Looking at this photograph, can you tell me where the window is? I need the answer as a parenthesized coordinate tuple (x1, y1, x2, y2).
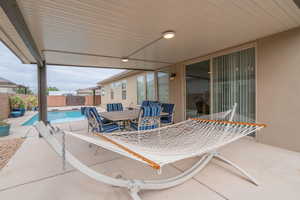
(137, 72, 165, 104)
(146, 72, 155, 100)
(101, 88, 105, 96)
(137, 75, 146, 105)
(115, 81, 121, 88)
(121, 80, 126, 100)
(158, 72, 169, 103)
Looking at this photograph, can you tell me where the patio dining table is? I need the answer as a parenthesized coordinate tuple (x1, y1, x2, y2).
(100, 109, 169, 122)
(100, 109, 140, 122)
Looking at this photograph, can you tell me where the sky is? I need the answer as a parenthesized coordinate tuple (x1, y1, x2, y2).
(0, 42, 123, 93)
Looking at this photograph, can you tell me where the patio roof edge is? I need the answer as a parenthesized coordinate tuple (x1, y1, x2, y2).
(0, 0, 44, 66)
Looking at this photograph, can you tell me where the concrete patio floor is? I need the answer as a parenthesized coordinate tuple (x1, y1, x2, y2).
(0, 120, 300, 200)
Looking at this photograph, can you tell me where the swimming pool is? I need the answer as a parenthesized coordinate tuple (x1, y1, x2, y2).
(22, 110, 86, 126)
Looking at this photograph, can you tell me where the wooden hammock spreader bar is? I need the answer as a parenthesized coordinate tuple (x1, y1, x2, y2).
(94, 133, 161, 170)
(191, 118, 267, 128)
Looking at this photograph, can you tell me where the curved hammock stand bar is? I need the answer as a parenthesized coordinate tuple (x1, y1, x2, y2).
(34, 105, 266, 200)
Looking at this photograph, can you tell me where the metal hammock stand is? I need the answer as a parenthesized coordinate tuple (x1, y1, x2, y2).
(35, 104, 266, 200)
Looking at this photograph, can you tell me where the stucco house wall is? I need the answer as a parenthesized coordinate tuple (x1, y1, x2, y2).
(166, 27, 300, 152)
(256, 27, 300, 152)
(100, 73, 140, 109)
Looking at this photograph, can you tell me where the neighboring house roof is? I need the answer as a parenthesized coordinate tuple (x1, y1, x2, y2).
(76, 86, 101, 95)
(97, 70, 140, 85)
(49, 91, 76, 96)
(0, 77, 18, 88)
(76, 86, 101, 92)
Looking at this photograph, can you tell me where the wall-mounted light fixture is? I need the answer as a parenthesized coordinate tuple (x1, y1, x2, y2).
(170, 73, 176, 80)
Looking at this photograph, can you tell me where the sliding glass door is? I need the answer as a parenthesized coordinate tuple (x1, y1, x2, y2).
(186, 60, 210, 118)
(212, 47, 256, 122)
(185, 47, 256, 125)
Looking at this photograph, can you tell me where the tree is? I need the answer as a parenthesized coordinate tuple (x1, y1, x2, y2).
(47, 86, 59, 92)
(47, 86, 60, 95)
(15, 87, 33, 95)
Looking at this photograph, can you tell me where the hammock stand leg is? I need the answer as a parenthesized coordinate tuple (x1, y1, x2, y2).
(213, 153, 259, 186)
(140, 153, 214, 190)
(129, 191, 142, 200)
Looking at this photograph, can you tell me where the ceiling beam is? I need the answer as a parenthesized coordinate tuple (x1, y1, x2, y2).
(0, 0, 44, 66)
(42, 49, 173, 65)
(31, 62, 157, 72)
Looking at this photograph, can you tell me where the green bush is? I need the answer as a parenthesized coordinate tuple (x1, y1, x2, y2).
(9, 95, 23, 109)
(9, 95, 38, 110)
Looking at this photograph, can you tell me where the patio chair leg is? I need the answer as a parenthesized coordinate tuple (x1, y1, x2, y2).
(213, 153, 259, 186)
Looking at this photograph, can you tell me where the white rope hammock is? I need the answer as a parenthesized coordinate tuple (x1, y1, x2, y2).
(34, 105, 266, 200)
(67, 119, 265, 170)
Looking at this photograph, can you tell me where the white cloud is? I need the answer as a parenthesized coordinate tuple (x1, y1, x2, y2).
(0, 42, 124, 93)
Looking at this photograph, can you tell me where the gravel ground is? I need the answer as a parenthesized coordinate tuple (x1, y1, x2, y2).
(0, 138, 25, 170)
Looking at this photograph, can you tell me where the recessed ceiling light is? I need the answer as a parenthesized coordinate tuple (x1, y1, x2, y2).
(162, 31, 175, 39)
(121, 58, 129, 62)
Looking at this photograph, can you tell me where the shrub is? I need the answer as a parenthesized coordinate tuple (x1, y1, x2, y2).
(9, 95, 26, 110)
(26, 96, 38, 110)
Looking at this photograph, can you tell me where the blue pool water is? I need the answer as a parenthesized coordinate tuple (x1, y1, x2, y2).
(22, 110, 85, 126)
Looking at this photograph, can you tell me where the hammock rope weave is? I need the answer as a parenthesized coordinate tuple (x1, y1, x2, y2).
(80, 118, 266, 170)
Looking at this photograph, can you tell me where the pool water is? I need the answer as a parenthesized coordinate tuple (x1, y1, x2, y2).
(22, 110, 85, 126)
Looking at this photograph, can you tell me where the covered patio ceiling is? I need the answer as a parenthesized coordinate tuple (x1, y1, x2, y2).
(0, 0, 300, 70)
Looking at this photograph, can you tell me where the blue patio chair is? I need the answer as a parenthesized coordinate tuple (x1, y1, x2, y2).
(141, 100, 160, 107)
(149, 101, 160, 107)
(141, 100, 150, 107)
(83, 107, 96, 133)
(87, 107, 120, 133)
(83, 107, 113, 133)
(160, 103, 175, 125)
(107, 103, 123, 112)
(130, 105, 161, 131)
(80, 106, 88, 115)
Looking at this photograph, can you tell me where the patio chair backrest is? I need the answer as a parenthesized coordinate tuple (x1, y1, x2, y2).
(107, 103, 123, 112)
(141, 100, 150, 107)
(81, 107, 86, 115)
(87, 107, 105, 132)
(161, 103, 175, 115)
(160, 103, 175, 124)
(137, 105, 161, 131)
(141, 100, 160, 107)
